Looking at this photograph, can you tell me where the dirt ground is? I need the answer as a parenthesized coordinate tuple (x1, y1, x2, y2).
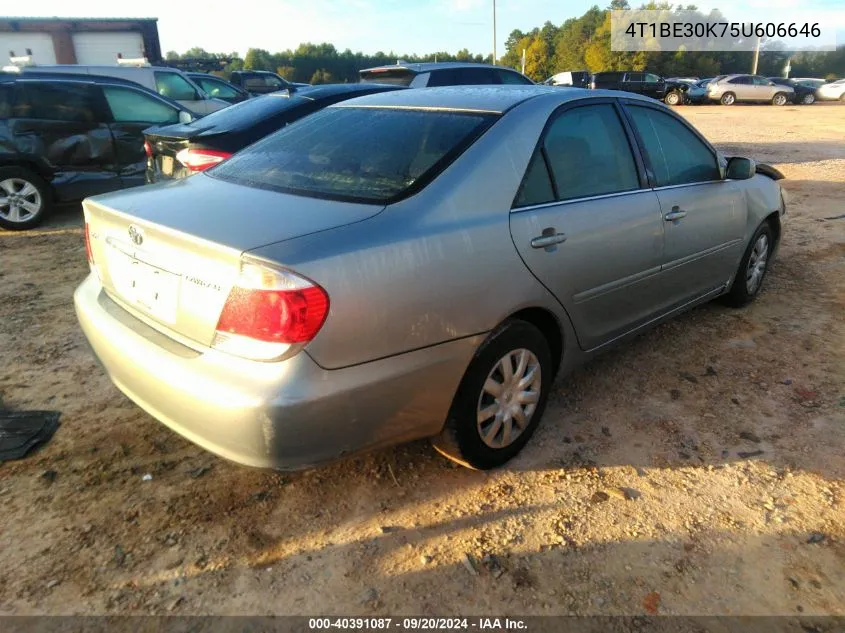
(0, 103, 844, 617)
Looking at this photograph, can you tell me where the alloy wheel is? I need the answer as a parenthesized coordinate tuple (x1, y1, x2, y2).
(0, 178, 43, 224)
(476, 349, 542, 449)
(746, 234, 769, 295)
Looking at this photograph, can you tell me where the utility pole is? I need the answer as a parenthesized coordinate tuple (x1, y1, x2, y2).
(521, 48, 526, 75)
(492, 0, 497, 65)
(751, 36, 761, 74)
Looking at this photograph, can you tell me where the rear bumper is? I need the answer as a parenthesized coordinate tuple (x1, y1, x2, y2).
(74, 274, 482, 470)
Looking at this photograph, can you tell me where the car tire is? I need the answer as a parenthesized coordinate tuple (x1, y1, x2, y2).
(801, 93, 815, 105)
(772, 92, 789, 106)
(664, 91, 681, 106)
(0, 167, 51, 231)
(720, 92, 736, 105)
(431, 319, 553, 470)
(723, 222, 775, 308)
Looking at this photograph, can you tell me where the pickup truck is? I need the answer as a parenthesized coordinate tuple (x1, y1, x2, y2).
(228, 70, 308, 96)
(590, 71, 689, 105)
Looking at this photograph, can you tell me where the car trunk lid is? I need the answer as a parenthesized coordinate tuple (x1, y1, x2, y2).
(85, 174, 384, 347)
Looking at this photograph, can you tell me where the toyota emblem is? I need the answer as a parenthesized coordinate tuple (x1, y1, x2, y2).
(128, 225, 144, 246)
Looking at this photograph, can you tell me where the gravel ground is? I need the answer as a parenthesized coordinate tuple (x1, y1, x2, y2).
(0, 103, 843, 617)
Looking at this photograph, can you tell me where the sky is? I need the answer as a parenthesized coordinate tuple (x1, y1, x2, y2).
(11, 0, 845, 58)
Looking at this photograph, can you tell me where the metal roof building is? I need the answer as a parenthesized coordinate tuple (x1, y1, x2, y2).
(0, 17, 162, 65)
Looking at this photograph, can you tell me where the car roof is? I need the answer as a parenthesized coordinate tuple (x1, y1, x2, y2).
(328, 85, 654, 114)
(360, 62, 519, 74)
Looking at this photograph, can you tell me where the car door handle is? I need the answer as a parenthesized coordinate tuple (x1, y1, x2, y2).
(664, 207, 687, 222)
(531, 232, 567, 249)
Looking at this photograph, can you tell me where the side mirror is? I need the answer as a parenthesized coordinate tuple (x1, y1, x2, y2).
(726, 157, 756, 180)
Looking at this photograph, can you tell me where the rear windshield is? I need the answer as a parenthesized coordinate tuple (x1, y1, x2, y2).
(359, 68, 416, 86)
(182, 92, 305, 131)
(209, 106, 497, 203)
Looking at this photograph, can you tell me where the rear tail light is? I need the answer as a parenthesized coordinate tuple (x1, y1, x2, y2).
(143, 139, 153, 158)
(84, 222, 93, 264)
(213, 261, 329, 361)
(175, 148, 232, 172)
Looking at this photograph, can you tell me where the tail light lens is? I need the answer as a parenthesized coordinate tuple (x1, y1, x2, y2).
(143, 139, 153, 158)
(175, 148, 232, 172)
(213, 261, 329, 361)
(84, 222, 94, 264)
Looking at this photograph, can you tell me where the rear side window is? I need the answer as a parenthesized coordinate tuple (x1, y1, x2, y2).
(154, 72, 199, 101)
(729, 76, 752, 85)
(496, 70, 533, 85)
(243, 74, 286, 94)
(196, 77, 241, 99)
(12, 82, 99, 123)
(210, 107, 496, 203)
(626, 105, 720, 187)
(625, 73, 644, 82)
(103, 86, 180, 124)
(359, 69, 416, 86)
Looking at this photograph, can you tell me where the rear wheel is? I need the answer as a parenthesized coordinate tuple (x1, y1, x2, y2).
(664, 91, 682, 106)
(431, 320, 552, 470)
(720, 92, 736, 105)
(723, 222, 774, 308)
(0, 167, 51, 231)
(772, 92, 789, 106)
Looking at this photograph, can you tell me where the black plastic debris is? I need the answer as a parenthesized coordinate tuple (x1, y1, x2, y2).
(0, 410, 61, 461)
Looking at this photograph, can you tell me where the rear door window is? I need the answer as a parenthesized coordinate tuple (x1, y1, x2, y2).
(13, 82, 100, 122)
(729, 76, 752, 85)
(196, 77, 242, 99)
(154, 71, 200, 101)
(496, 70, 533, 85)
(626, 105, 720, 187)
(103, 86, 180, 124)
(210, 106, 496, 203)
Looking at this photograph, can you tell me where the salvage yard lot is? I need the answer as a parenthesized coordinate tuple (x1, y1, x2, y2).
(0, 104, 843, 616)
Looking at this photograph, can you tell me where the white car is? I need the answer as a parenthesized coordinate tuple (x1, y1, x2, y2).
(816, 79, 845, 102)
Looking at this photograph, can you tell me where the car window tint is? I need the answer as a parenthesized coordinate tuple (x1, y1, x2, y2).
(359, 69, 416, 86)
(515, 152, 555, 207)
(13, 82, 98, 122)
(542, 103, 639, 201)
(752, 76, 770, 86)
(729, 76, 751, 85)
(645, 73, 661, 83)
(626, 73, 644, 82)
(210, 107, 496, 203)
(154, 72, 199, 101)
(497, 70, 532, 85)
(0, 83, 11, 118)
(627, 105, 720, 187)
(427, 70, 459, 87)
(198, 77, 239, 98)
(103, 86, 180, 124)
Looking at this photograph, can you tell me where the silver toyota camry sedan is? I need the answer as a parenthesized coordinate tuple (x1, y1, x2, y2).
(74, 86, 786, 471)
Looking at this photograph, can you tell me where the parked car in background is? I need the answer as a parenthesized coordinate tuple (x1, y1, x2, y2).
(228, 70, 308, 96)
(75, 86, 786, 472)
(589, 71, 688, 105)
(186, 73, 250, 104)
(667, 77, 699, 85)
(816, 78, 845, 101)
(10, 64, 229, 114)
(767, 77, 821, 104)
(542, 70, 589, 87)
(144, 83, 405, 182)
(359, 62, 534, 87)
(706, 75, 794, 105)
(0, 72, 193, 230)
(685, 78, 713, 104)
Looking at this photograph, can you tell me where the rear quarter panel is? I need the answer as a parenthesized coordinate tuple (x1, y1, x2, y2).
(248, 96, 577, 370)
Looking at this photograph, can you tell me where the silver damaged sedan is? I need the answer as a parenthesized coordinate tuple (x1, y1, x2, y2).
(74, 87, 787, 470)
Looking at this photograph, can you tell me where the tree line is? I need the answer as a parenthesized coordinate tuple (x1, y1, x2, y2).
(166, 1, 844, 84)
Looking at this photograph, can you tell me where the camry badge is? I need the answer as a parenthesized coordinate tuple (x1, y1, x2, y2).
(128, 224, 144, 246)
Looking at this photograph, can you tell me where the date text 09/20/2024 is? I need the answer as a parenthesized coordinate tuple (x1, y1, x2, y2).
(308, 618, 528, 630)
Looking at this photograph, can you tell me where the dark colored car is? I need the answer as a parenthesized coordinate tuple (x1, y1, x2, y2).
(186, 73, 250, 104)
(228, 70, 308, 96)
(0, 72, 194, 230)
(144, 83, 405, 183)
(359, 62, 534, 87)
(590, 71, 688, 105)
(768, 77, 820, 104)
